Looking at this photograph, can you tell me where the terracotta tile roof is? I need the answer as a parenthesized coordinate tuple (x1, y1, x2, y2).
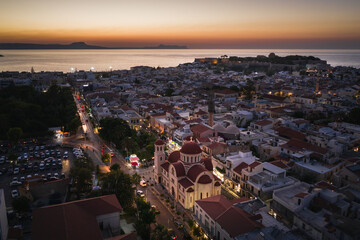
(187, 164, 207, 182)
(208, 142, 227, 150)
(168, 151, 180, 163)
(216, 206, 263, 237)
(198, 175, 212, 184)
(172, 162, 186, 177)
(161, 162, 170, 172)
(280, 139, 328, 155)
(275, 126, 306, 140)
(196, 195, 233, 220)
(233, 162, 249, 175)
(249, 161, 261, 169)
(294, 192, 308, 198)
(315, 181, 337, 191)
(269, 160, 288, 169)
(180, 142, 202, 154)
(32, 195, 122, 240)
(197, 137, 211, 143)
(178, 177, 194, 188)
(200, 158, 213, 171)
(191, 124, 212, 134)
(254, 119, 272, 126)
(155, 139, 165, 145)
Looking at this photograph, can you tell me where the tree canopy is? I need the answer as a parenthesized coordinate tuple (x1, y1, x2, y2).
(0, 85, 81, 140)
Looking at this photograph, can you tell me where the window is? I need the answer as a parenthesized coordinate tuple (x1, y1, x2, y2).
(200, 192, 203, 199)
(298, 199, 301, 205)
(160, 156, 162, 161)
(187, 156, 189, 162)
(206, 192, 208, 198)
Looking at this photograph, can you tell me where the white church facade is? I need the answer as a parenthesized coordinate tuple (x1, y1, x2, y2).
(154, 139, 221, 209)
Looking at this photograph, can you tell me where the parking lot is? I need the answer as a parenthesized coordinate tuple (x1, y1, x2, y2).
(0, 143, 75, 208)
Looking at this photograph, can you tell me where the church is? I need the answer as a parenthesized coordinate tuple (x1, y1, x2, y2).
(154, 139, 222, 210)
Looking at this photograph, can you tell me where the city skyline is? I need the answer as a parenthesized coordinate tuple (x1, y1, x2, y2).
(1, 0, 360, 49)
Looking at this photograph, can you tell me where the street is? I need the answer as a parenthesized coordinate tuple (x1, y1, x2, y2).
(73, 95, 185, 238)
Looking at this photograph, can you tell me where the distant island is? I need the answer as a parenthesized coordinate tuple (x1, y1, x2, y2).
(0, 42, 187, 50)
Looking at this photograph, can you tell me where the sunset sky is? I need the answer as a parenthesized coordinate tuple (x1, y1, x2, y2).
(1, 0, 360, 48)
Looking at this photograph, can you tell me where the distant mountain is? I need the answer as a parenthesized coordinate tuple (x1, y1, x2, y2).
(0, 42, 188, 50)
(0, 42, 107, 49)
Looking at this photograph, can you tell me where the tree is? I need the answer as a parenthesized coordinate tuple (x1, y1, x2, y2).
(7, 127, 23, 145)
(132, 172, 142, 187)
(70, 167, 93, 194)
(101, 170, 134, 209)
(12, 196, 30, 213)
(102, 153, 111, 164)
(110, 163, 120, 172)
(345, 107, 360, 125)
(135, 198, 156, 240)
(151, 224, 171, 240)
(193, 226, 202, 240)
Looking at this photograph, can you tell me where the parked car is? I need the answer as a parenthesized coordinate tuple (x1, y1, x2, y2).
(140, 180, 147, 187)
(136, 190, 145, 198)
(151, 205, 160, 214)
(11, 190, 19, 198)
(10, 181, 21, 187)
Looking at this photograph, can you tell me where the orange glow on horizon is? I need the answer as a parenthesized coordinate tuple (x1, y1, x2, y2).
(1, 0, 360, 48)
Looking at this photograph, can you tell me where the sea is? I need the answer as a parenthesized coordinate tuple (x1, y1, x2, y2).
(1, 49, 360, 73)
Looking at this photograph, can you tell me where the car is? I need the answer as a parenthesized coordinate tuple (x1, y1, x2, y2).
(140, 180, 147, 187)
(11, 190, 19, 198)
(12, 177, 18, 182)
(169, 230, 177, 240)
(26, 174, 32, 179)
(47, 173, 52, 180)
(136, 190, 145, 198)
(54, 173, 59, 178)
(10, 181, 20, 187)
(20, 176, 25, 183)
(13, 168, 19, 175)
(151, 205, 160, 214)
(58, 163, 63, 169)
(61, 173, 65, 179)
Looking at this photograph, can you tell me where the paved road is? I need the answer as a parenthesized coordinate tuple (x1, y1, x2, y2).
(73, 95, 186, 237)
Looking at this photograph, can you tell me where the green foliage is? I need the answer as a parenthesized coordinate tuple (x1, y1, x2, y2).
(132, 172, 141, 186)
(344, 107, 360, 125)
(187, 219, 195, 229)
(193, 226, 202, 239)
(70, 167, 93, 193)
(7, 127, 23, 144)
(151, 224, 171, 240)
(12, 196, 31, 213)
(164, 88, 174, 96)
(101, 170, 134, 209)
(0, 85, 80, 139)
(109, 163, 120, 172)
(101, 153, 111, 163)
(99, 117, 157, 160)
(135, 198, 156, 240)
(70, 156, 94, 194)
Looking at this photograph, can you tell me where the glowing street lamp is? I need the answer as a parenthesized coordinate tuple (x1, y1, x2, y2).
(109, 66, 113, 72)
(90, 67, 94, 71)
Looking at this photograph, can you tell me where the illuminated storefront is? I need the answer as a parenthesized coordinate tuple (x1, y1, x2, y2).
(129, 154, 141, 168)
(213, 168, 224, 182)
